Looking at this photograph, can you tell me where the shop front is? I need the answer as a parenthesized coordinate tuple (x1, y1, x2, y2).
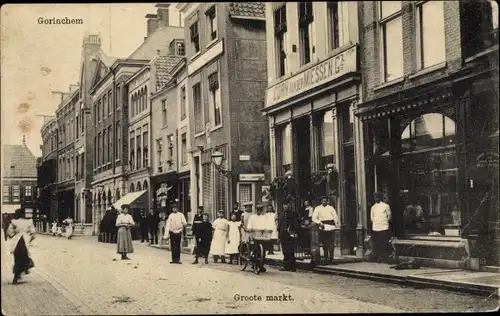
(356, 68, 499, 269)
(152, 172, 178, 217)
(263, 45, 364, 257)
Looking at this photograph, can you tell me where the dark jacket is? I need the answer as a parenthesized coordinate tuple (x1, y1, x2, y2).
(139, 213, 148, 228)
(278, 210, 301, 237)
(100, 209, 119, 234)
(147, 213, 160, 230)
(198, 222, 213, 243)
(192, 213, 204, 237)
(229, 210, 243, 222)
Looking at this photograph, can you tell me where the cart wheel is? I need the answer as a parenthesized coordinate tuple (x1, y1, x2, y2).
(238, 243, 249, 271)
(252, 244, 264, 275)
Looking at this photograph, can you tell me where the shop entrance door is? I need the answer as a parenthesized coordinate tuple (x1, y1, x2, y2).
(294, 116, 311, 205)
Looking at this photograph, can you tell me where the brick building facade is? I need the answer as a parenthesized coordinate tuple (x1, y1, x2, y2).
(178, 2, 269, 221)
(356, 1, 499, 269)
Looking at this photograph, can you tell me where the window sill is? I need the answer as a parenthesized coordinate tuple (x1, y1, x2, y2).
(409, 62, 447, 80)
(194, 131, 205, 138)
(206, 38, 219, 50)
(190, 51, 201, 62)
(373, 77, 405, 91)
(211, 124, 223, 133)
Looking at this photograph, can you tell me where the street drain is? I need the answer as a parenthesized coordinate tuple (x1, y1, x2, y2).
(111, 295, 135, 304)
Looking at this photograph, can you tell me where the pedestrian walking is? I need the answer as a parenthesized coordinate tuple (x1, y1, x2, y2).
(370, 192, 393, 263)
(147, 208, 159, 245)
(62, 216, 73, 239)
(163, 205, 187, 264)
(210, 210, 229, 263)
(116, 204, 135, 260)
(6, 209, 36, 284)
(265, 204, 278, 255)
(139, 209, 148, 243)
(311, 196, 339, 263)
(193, 213, 212, 264)
(191, 206, 205, 256)
(278, 203, 301, 272)
(225, 213, 241, 264)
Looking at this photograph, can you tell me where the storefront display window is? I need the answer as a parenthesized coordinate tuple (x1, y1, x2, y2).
(281, 123, 292, 174)
(319, 110, 335, 170)
(399, 112, 458, 236)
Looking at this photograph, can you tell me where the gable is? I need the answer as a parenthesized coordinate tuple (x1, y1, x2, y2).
(89, 59, 109, 92)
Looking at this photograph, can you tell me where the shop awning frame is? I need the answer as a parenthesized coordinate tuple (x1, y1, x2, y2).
(1, 204, 21, 214)
(113, 190, 148, 210)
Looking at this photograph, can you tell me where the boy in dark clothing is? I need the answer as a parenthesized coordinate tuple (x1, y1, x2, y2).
(147, 208, 160, 244)
(193, 213, 212, 264)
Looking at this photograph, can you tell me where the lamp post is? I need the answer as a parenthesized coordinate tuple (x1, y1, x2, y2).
(211, 150, 232, 178)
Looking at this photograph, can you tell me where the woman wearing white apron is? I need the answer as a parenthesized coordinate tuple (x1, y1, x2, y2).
(63, 217, 73, 239)
(225, 213, 241, 264)
(210, 210, 229, 263)
(265, 205, 278, 255)
(6, 209, 36, 284)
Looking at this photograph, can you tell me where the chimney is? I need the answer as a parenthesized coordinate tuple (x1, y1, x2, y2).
(22, 135, 26, 145)
(145, 14, 159, 37)
(155, 3, 170, 28)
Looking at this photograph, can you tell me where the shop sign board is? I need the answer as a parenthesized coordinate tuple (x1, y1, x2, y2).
(239, 173, 265, 182)
(265, 45, 358, 107)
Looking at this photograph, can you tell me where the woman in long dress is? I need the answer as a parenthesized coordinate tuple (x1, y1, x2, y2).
(51, 220, 58, 236)
(116, 204, 135, 260)
(6, 209, 36, 284)
(193, 213, 213, 264)
(63, 216, 73, 239)
(225, 213, 241, 264)
(210, 210, 229, 263)
(265, 205, 278, 255)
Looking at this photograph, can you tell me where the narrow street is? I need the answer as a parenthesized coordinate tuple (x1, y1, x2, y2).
(1, 235, 497, 315)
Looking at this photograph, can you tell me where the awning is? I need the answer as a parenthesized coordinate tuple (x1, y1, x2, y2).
(1, 204, 21, 214)
(113, 190, 148, 210)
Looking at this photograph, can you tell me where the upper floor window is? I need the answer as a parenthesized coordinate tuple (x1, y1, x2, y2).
(208, 72, 222, 127)
(116, 86, 121, 110)
(116, 122, 121, 160)
(167, 135, 174, 160)
(176, 42, 185, 56)
(181, 133, 187, 166)
(274, 5, 287, 78)
(461, 0, 499, 59)
(328, 2, 340, 51)
(180, 86, 187, 120)
(108, 90, 112, 115)
(193, 83, 203, 134)
(298, 2, 314, 65)
(143, 131, 149, 166)
(103, 95, 107, 117)
(136, 133, 142, 169)
(156, 138, 163, 167)
(416, 1, 446, 70)
(206, 6, 217, 41)
(161, 100, 167, 127)
(379, 1, 403, 82)
(190, 22, 200, 54)
(12, 185, 20, 202)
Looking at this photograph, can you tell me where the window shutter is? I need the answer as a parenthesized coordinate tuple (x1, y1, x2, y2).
(202, 163, 212, 216)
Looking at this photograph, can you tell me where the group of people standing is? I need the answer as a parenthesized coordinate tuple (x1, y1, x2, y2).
(50, 216, 74, 239)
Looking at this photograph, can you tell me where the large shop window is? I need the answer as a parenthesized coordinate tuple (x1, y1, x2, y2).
(202, 163, 213, 216)
(319, 110, 335, 170)
(416, 1, 446, 70)
(280, 123, 293, 174)
(399, 113, 458, 235)
(379, 1, 403, 82)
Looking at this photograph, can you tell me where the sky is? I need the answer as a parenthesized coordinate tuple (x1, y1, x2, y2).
(1, 3, 181, 157)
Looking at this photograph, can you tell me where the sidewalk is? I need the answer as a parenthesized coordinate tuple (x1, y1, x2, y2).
(264, 251, 500, 298)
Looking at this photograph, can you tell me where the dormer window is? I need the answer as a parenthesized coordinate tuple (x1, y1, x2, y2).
(176, 42, 185, 56)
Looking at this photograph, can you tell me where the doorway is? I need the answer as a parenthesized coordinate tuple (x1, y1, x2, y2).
(294, 116, 312, 204)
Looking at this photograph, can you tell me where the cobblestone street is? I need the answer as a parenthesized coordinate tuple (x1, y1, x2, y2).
(1, 235, 498, 315)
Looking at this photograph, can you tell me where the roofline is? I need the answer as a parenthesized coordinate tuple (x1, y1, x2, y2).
(55, 88, 79, 113)
(89, 68, 113, 95)
(125, 65, 151, 85)
(127, 25, 183, 59)
(230, 15, 266, 22)
(170, 58, 186, 78)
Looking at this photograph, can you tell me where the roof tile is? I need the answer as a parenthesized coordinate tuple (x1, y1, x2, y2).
(2, 145, 37, 178)
(229, 2, 265, 19)
(154, 54, 184, 91)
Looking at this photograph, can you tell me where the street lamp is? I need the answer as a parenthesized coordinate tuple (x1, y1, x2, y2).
(211, 150, 232, 178)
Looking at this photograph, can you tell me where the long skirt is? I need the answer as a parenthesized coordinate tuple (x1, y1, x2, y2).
(210, 230, 227, 256)
(13, 237, 34, 275)
(65, 225, 73, 238)
(117, 227, 134, 254)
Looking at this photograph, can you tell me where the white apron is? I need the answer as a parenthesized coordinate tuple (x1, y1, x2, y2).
(7, 219, 35, 255)
(266, 213, 279, 240)
(225, 221, 241, 254)
(210, 218, 229, 256)
(63, 219, 74, 238)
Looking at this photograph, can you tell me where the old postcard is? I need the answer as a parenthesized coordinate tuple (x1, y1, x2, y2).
(1, 2, 499, 315)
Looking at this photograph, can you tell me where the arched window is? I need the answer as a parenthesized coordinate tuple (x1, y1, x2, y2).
(130, 183, 135, 193)
(143, 180, 148, 191)
(399, 113, 458, 236)
(137, 182, 142, 191)
(116, 188, 121, 200)
(144, 87, 148, 112)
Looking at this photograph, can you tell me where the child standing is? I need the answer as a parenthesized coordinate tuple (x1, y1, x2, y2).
(225, 214, 241, 264)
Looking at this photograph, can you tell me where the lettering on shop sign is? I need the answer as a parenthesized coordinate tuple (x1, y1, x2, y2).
(266, 45, 357, 107)
(239, 174, 265, 181)
(476, 152, 499, 169)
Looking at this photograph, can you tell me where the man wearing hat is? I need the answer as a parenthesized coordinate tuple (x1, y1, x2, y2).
(311, 196, 339, 263)
(163, 204, 187, 264)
